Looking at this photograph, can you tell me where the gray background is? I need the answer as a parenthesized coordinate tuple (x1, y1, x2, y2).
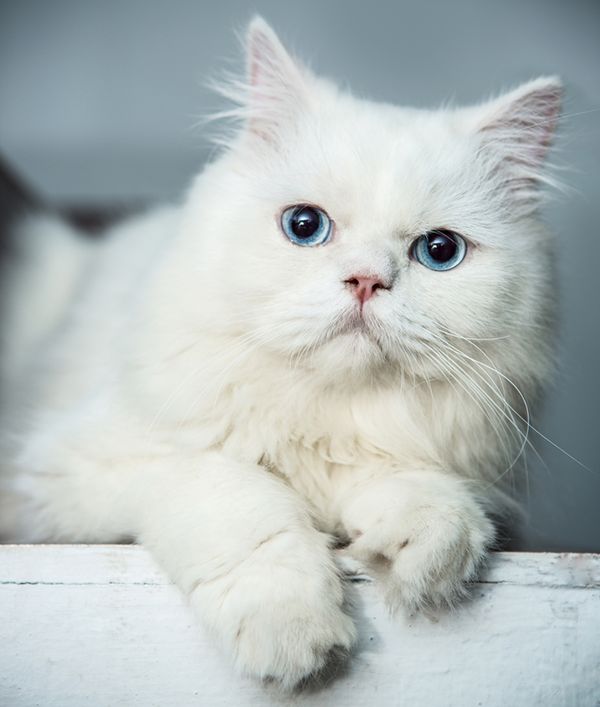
(0, 0, 598, 551)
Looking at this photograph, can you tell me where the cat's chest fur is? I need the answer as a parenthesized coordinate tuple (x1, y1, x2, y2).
(177, 366, 448, 526)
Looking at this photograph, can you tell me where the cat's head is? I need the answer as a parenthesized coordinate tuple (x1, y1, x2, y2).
(184, 17, 561, 386)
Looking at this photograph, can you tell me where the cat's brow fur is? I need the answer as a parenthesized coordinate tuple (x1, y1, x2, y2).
(0, 17, 561, 689)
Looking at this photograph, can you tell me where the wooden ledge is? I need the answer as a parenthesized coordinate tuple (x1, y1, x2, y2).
(1, 546, 599, 706)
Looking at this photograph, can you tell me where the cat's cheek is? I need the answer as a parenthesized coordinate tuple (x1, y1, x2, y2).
(407, 257, 510, 343)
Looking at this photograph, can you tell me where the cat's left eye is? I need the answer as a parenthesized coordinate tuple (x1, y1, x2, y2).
(411, 229, 467, 271)
(281, 205, 332, 247)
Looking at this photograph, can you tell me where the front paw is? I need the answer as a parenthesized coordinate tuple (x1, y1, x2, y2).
(190, 534, 356, 689)
(231, 585, 356, 689)
(341, 472, 494, 613)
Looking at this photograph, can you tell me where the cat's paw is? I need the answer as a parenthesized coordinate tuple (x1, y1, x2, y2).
(230, 586, 356, 689)
(190, 534, 356, 689)
(341, 471, 494, 613)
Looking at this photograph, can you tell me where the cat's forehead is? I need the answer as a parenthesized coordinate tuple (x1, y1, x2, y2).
(274, 99, 478, 235)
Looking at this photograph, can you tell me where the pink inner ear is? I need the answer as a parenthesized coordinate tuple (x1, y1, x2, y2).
(249, 56, 260, 86)
(478, 81, 563, 169)
(242, 20, 309, 146)
(483, 95, 560, 164)
(246, 20, 292, 91)
(472, 80, 563, 214)
(248, 32, 271, 87)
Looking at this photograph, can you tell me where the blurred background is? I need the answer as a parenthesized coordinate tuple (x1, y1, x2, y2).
(0, 0, 598, 551)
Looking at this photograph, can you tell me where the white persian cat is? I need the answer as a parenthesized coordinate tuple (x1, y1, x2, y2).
(0, 18, 561, 688)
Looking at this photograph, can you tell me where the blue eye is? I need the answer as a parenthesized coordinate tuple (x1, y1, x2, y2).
(412, 230, 467, 271)
(281, 205, 332, 246)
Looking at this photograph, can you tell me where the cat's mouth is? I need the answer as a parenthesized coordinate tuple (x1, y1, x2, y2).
(332, 308, 382, 344)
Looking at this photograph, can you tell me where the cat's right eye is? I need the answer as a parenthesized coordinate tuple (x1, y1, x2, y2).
(281, 205, 332, 247)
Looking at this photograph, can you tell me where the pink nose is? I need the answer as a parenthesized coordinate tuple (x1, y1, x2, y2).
(344, 274, 390, 305)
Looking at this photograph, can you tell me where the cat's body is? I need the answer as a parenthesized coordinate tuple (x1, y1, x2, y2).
(0, 18, 560, 688)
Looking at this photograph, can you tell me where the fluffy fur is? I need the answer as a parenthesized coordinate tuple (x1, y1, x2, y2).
(0, 18, 561, 688)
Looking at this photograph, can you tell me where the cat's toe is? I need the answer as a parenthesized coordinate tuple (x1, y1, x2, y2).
(381, 518, 491, 613)
(345, 490, 494, 614)
(232, 601, 356, 690)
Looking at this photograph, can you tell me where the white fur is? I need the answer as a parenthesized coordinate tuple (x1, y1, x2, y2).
(0, 17, 561, 688)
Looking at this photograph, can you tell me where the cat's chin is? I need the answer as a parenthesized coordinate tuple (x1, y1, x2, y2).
(308, 329, 390, 381)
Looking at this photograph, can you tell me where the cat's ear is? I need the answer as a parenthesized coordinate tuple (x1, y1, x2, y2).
(467, 77, 563, 206)
(243, 17, 311, 144)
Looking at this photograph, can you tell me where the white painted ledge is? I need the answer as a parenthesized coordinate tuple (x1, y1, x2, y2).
(1, 546, 599, 706)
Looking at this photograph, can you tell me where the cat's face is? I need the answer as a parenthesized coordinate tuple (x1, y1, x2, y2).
(189, 19, 560, 383)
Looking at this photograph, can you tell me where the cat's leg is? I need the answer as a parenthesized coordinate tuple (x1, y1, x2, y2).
(10, 435, 356, 687)
(137, 453, 356, 687)
(335, 469, 494, 612)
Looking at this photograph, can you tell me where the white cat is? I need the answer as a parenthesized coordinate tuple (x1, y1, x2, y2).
(0, 17, 561, 688)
